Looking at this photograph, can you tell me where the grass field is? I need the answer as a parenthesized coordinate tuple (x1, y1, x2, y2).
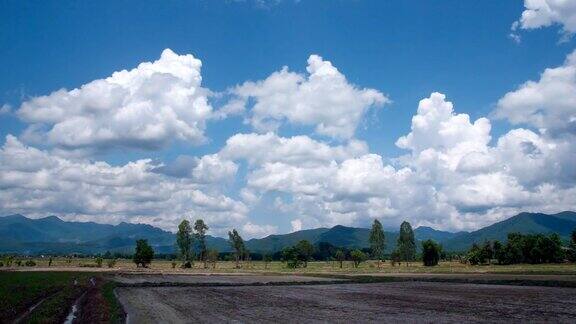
(0, 271, 124, 323)
(6, 257, 575, 275)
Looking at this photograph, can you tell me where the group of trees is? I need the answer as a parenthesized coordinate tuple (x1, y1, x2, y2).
(279, 220, 441, 268)
(175, 219, 215, 268)
(467, 231, 575, 265)
(132, 217, 576, 269)
(228, 229, 247, 268)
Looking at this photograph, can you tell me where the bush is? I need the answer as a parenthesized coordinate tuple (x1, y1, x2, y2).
(96, 257, 103, 267)
(3, 256, 14, 267)
(282, 246, 304, 269)
(182, 261, 192, 268)
(133, 239, 154, 267)
(25, 260, 37, 267)
(350, 249, 367, 268)
(0, 261, 4, 267)
(171, 260, 177, 269)
(421, 239, 442, 266)
(106, 259, 116, 268)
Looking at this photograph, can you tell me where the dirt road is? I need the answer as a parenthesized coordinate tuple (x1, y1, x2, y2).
(116, 281, 576, 323)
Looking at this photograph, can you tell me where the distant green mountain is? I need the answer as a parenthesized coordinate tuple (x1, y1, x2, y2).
(245, 227, 329, 252)
(442, 211, 576, 251)
(246, 224, 461, 253)
(1, 211, 574, 255)
(0, 214, 229, 255)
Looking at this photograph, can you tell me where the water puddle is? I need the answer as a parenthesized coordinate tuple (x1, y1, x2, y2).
(64, 277, 93, 324)
(63, 303, 78, 324)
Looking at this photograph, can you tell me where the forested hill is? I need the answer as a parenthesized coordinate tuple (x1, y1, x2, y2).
(1, 211, 574, 254)
(441, 211, 576, 251)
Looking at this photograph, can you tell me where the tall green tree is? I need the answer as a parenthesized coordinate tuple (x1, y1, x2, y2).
(335, 250, 345, 269)
(396, 221, 416, 265)
(568, 229, 576, 262)
(263, 254, 273, 269)
(296, 240, 314, 268)
(421, 239, 441, 266)
(228, 229, 245, 269)
(176, 220, 193, 267)
(207, 249, 219, 269)
(493, 240, 505, 264)
(480, 240, 494, 264)
(133, 239, 154, 268)
(194, 219, 209, 268)
(368, 219, 386, 268)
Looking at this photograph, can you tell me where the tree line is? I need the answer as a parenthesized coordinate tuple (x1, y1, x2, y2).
(467, 231, 576, 265)
(129, 219, 576, 268)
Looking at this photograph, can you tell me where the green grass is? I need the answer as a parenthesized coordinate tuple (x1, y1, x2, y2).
(0, 272, 90, 321)
(102, 281, 124, 323)
(0, 272, 127, 323)
(26, 284, 85, 324)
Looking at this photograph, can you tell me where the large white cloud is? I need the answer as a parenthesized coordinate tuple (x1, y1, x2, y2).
(512, 0, 576, 37)
(3, 45, 576, 235)
(495, 50, 576, 136)
(220, 132, 368, 166)
(242, 222, 278, 238)
(230, 55, 389, 139)
(0, 135, 247, 234)
(222, 92, 576, 232)
(17, 49, 213, 153)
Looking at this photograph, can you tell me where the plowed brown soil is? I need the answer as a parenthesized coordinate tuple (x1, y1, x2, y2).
(116, 281, 576, 323)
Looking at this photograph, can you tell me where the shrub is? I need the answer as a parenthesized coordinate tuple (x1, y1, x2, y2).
(282, 246, 304, 269)
(350, 249, 367, 268)
(25, 260, 37, 267)
(106, 259, 116, 268)
(171, 260, 177, 269)
(421, 240, 442, 266)
(133, 239, 154, 267)
(0, 261, 4, 267)
(182, 261, 192, 268)
(96, 257, 103, 267)
(3, 256, 14, 266)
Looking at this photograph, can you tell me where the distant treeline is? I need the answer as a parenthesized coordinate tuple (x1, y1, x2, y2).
(467, 232, 576, 265)
(2, 220, 575, 269)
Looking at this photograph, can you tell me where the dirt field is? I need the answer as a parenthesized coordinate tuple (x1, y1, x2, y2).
(116, 281, 576, 323)
(348, 272, 576, 283)
(113, 273, 344, 285)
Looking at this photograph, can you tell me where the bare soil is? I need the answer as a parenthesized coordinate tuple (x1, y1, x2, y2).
(354, 272, 576, 282)
(113, 273, 344, 285)
(116, 281, 576, 323)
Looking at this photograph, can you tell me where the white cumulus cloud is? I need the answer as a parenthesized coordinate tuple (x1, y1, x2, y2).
(512, 0, 576, 38)
(17, 49, 214, 153)
(495, 50, 576, 136)
(230, 55, 389, 139)
(0, 135, 247, 234)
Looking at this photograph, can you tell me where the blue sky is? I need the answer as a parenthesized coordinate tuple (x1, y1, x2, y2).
(1, 0, 575, 237)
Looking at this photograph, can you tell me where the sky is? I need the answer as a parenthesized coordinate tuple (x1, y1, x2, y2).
(1, 0, 576, 238)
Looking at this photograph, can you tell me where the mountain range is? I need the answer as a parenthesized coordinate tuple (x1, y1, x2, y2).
(0, 211, 575, 255)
